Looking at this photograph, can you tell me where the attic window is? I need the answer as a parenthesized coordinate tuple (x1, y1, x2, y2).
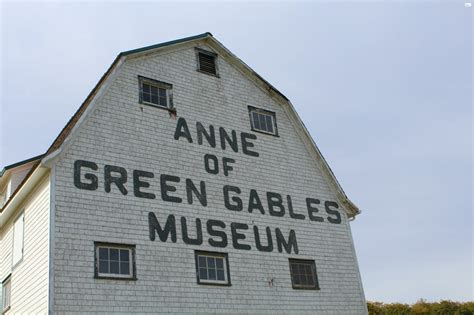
(138, 76, 173, 109)
(196, 49, 218, 77)
(248, 106, 278, 136)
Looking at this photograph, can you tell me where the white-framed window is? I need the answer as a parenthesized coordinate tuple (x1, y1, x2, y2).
(2, 275, 11, 313)
(289, 258, 320, 290)
(94, 242, 136, 280)
(195, 251, 230, 286)
(138, 76, 173, 109)
(195, 48, 219, 77)
(12, 212, 24, 268)
(248, 106, 278, 136)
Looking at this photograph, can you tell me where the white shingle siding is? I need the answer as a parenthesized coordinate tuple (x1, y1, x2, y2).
(0, 175, 50, 314)
(51, 42, 366, 314)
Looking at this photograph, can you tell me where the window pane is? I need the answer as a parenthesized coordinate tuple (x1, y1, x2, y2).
(293, 275, 300, 285)
(143, 92, 151, 103)
(99, 248, 108, 260)
(265, 115, 274, 133)
(199, 268, 208, 280)
(305, 264, 312, 275)
(159, 96, 167, 106)
(252, 112, 260, 129)
(198, 256, 207, 268)
(120, 249, 129, 262)
(120, 262, 130, 275)
(110, 248, 119, 261)
(110, 261, 119, 274)
(217, 269, 225, 281)
(298, 264, 307, 275)
(300, 275, 308, 285)
(257, 114, 265, 131)
(208, 268, 216, 280)
(150, 85, 158, 95)
(307, 275, 315, 285)
(99, 260, 109, 273)
(142, 83, 150, 93)
(216, 258, 223, 269)
(159, 88, 167, 98)
(207, 257, 215, 268)
(151, 95, 159, 104)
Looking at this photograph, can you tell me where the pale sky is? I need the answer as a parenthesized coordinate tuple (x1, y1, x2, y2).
(1, 0, 472, 304)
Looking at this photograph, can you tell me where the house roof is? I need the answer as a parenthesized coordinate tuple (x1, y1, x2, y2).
(2, 32, 361, 218)
(0, 154, 44, 178)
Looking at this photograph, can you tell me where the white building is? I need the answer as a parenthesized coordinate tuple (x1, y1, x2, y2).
(0, 33, 367, 314)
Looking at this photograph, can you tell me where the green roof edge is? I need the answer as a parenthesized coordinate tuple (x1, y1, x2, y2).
(120, 32, 212, 57)
(0, 154, 45, 177)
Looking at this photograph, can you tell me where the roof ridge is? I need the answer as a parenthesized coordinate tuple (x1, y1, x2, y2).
(120, 32, 212, 57)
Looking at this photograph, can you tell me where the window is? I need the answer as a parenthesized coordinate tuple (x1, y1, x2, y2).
(289, 259, 319, 290)
(94, 242, 136, 280)
(12, 212, 24, 267)
(138, 76, 173, 109)
(196, 48, 218, 76)
(2, 275, 11, 313)
(248, 106, 278, 136)
(195, 251, 230, 286)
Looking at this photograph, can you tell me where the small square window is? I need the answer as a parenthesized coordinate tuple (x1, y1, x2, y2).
(289, 259, 319, 290)
(94, 242, 136, 280)
(195, 251, 230, 286)
(138, 76, 173, 109)
(196, 48, 219, 77)
(248, 106, 278, 136)
(2, 275, 11, 313)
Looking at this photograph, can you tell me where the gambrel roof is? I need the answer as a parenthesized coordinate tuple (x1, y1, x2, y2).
(1, 32, 361, 219)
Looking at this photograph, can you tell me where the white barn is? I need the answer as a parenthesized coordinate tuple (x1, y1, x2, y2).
(0, 33, 367, 314)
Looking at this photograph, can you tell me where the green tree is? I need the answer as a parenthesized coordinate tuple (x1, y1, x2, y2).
(367, 301, 385, 315)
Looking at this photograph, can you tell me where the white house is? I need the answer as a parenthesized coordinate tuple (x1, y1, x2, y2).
(0, 33, 367, 314)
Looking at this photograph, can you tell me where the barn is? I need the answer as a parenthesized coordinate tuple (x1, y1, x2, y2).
(0, 33, 367, 314)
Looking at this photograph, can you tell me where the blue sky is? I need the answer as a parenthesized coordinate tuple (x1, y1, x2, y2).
(1, 1, 472, 303)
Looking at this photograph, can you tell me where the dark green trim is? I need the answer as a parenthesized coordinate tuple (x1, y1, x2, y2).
(0, 154, 44, 177)
(120, 32, 212, 57)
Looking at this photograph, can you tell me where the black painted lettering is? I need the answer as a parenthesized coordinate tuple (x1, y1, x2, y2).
(160, 174, 182, 203)
(148, 212, 177, 242)
(196, 122, 216, 148)
(185, 179, 207, 206)
(248, 189, 265, 214)
(104, 165, 128, 195)
(287, 195, 305, 220)
(275, 228, 298, 254)
(306, 198, 324, 222)
(222, 157, 235, 176)
(219, 127, 238, 152)
(231, 222, 251, 250)
(241, 133, 259, 157)
(254, 226, 273, 252)
(133, 170, 156, 199)
(267, 192, 285, 217)
(204, 154, 219, 175)
(223, 185, 243, 211)
(174, 117, 193, 143)
(181, 217, 203, 245)
(207, 219, 228, 248)
(325, 201, 342, 224)
(73, 160, 98, 190)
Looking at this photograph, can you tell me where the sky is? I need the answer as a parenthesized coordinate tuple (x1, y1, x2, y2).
(0, 0, 472, 304)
